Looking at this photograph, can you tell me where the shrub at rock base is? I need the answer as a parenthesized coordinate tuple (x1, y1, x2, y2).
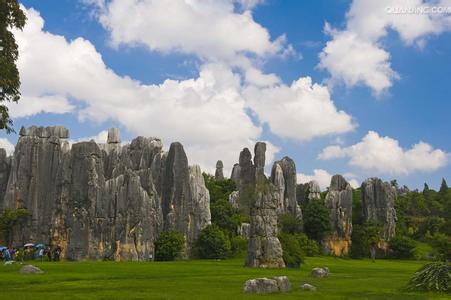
(388, 235, 416, 259)
(196, 224, 231, 259)
(154, 230, 185, 261)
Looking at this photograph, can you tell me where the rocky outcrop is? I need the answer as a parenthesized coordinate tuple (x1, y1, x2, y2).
(214, 160, 224, 180)
(245, 143, 285, 268)
(0, 126, 210, 260)
(0, 148, 10, 210)
(324, 175, 352, 256)
(361, 178, 397, 241)
(270, 157, 302, 218)
(307, 181, 321, 201)
(230, 163, 240, 186)
(243, 276, 291, 293)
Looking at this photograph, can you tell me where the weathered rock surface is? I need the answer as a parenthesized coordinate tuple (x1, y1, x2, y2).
(230, 163, 241, 186)
(243, 276, 291, 293)
(307, 180, 321, 201)
(0, 126, 210, 260)
(361, 178, 397, 240)
(301, 283, 317, 291)
(214, 160, 224, 180)
(238, 222, 250, 239)
(324, 175, 353, 256)
(245, 143, 285, 268)
(228, 190, 239, 208)
(19, 265, 44, 274)
(311, 267, 329, 278)
(0, 148, 10, 210)
(270, 157, 302, 218)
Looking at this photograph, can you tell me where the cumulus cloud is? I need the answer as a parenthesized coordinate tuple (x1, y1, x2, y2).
(318, 0, 451, 94)
(319, 131, 449, 175)
(0, 138, 15, 156)
(88, 0, 288, 68)
(12, 7, 356, 173)
(243, 76, 356, 141)
(8, 95, 74, 118)
(70, 130, 109, 144)
(297, 169, 359, 190)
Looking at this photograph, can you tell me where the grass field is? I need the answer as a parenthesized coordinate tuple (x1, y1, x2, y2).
(0, 256, 448, 299)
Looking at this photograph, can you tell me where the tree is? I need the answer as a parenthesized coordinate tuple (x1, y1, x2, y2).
(279, 213, 303, 234)
(439, 178, 448, 194)
(0, 208, 30, 246)
(303, 200, 330, 242)
(388, 235, 416, 259)
(0, 0, 26, 133)
(196, 224, 231, 259)
(154, 230, 185, 261)
(279, 233, 304, 268)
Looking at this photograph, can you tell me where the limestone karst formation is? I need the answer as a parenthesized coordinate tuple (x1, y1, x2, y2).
(324, 175, 353, 256)
(215, 160, 224, 180)
(0, 126, 210, 260)
(361, 177, 397, 241)
(244, 142, 285, 268)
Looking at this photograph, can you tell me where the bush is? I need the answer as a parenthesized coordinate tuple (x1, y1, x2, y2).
(350, 221, 383, 259)
(196, 225, 231, 259)
(407, 261, 450, 292)
(230, 236, 247, 258)
(296, 233, 320, 256)
(303, 200, 330, 242)
(428, 233, 451, 261)
(154, 230, 185, 261)
(389, 235, 416, 259)
(279, 233, 305, 268)
(279, 213, 303, 234)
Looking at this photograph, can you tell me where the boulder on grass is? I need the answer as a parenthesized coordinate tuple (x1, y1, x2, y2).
(243, 276, 291, 293)
(301, 283, 317, 291)
(19, 265, 44, 274)
(311, 267, 329, 278)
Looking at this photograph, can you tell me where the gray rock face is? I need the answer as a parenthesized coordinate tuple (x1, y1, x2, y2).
(19, 265, 44, 274)
(270, 157, 302, 218)
(324, 175, 353, 256)
(107, 128, 121, 144)
(301, 283, 317, 291)
(0, 148, 10, 210)
(238, 222, 250, 239)
(230, 163, 240, 186)
(245, 143, 285, 269)
(243, 276, 290, 293)
(228, 190, 239, 208)
(361, 178, 397, 240)
(311, 267, 329, 278)
(214, 160, 224, 180)
(0, 126, 209, 260)
(307, 181, 321, 201)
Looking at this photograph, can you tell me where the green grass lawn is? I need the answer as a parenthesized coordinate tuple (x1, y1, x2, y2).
(0, 256, 447, 299)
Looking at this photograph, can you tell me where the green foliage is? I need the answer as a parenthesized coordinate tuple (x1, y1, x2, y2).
(352, 188, 363, 225)
(0, 0, 26, 132)
(296, 233, 320, 256)
(154, 230, 185, 261)
(196, 225, 231, 259)
(230, 236, 247, 258)
(407, 261, 450, 293)
(350, 221, 383, 259)
(389, 236, 416, 259)
(279, 233, 304, 268)
(0, 208, 30, 246)
(303, 200, 330, 242)
(428, 233, 451, 261)
(279, 213, 303, 234)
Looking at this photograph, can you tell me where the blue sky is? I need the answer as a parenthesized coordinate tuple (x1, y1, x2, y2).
(1, 0, 450, 190)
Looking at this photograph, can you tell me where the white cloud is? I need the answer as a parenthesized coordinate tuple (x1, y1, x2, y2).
(319, 131, 449, 175)
(297, 169, 359, 190)
(12, 7, 356, 174)
(8, 95, 74, 118)
(70, 130, 108, 144)
(90, 0, 288, 67)
(243, 76, 356, 141)
(318, 0, 451, 94)
(0, 138, 15, 156)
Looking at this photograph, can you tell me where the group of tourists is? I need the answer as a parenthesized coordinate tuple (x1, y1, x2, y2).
(0, 243, 62, 262)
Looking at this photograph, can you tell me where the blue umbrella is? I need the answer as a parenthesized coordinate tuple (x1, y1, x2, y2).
(0, 246, 7, 252)
(35, 243, 45, 249)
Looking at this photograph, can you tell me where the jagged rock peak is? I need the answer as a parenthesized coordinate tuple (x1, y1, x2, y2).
(107, 128, 121, 144)
(361, 177, 397, 240)
(330, 174, 349, 191)
(19, 125, 69, 138)
(215, 160, 224, 180)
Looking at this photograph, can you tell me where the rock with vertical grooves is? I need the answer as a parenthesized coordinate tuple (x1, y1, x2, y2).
(254, 142, 266, 184)
(236, 148, 255, 215)
(214, 160, 224, 180)
(0, 148, 10, 210)
(230, 163, 241, 186)
(228, 190, 239, 208)
(324, 175, 352, 256)
(270, 163, 285, 213)
(361, 178, 397, 241)
(307, 181, 321, 201)
(245, 143, 285, 269)
(107, 128, 121, 144)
